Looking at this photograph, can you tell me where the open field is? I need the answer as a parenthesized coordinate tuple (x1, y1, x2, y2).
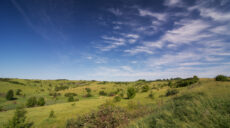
(0, 77, 230, 128)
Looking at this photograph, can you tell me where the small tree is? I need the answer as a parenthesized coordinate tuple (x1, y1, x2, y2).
(37, 97, 45, 106)
(5, 106, 33, 128)
(6, 90, 14, 100)
(215, 75, 228, 81)
(127, 87, 136, 99)
(26, 97, 37, 107)
(142, 85, 149, 92)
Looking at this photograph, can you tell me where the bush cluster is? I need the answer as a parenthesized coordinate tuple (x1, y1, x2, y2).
(54, 85, 69, 91)
(166, 89, 179, 96)
(215, 75, 228, 81)
(26, 97, 45, 107)
(66, 105, 128, 128)
(99, 90, 107, 96)
(176, 76, 199, 87)
(64, 92, 77, 97)
(142, 85, 150, 92)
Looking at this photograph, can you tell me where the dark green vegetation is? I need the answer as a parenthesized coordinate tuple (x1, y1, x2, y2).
(5, 106, 33, 128)
(0, 75, 230, 128)
(6, 90, 14, 100)
(215, 75, 228, 81)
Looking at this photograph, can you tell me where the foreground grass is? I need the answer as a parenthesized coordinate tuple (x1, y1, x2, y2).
(127, 80, 230, 128)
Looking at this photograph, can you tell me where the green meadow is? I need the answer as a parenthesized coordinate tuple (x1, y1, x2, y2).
(0, 76, 230, 128)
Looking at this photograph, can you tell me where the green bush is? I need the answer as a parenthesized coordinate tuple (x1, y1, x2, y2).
(37, 97, 45, 106)
(142, 85, 150, 92)
(49, 110, 55, 118)
(68, 96, 75, 102)
(64, 92, 77, 97)
(166, 89, 179, 96)
(148, 91, 154, 99)
(113, 96, 121, 102)
(6, 90, 14, 100)
(176, 76, 199, 87)
(127, 87, 136, 99)
(99, 90, 107, 96)
(66, 105, 128, 128)
(215, 75, 228, 81)
(85, 88, 92, 97)
(5, 106, 33, 128)
(26, 97, 37, 107)
(16, 89, 22, 95)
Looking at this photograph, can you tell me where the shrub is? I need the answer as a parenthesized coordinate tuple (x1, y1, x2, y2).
(149, 91, 154, 99)
(176, 76, 199, 87)
(68, 96, 74, 102)
(26, 97, 37, 107)
(85, 88, 92, 97)
(16, 89, 22, 95)
(5, 106, 33, 128)
(55, 85, 69, 91)
(85, 88, 91, 93)
(127, 87, 136, 99)
(108, 91, 116, 96)
(113, 96, 121, 102)
(168, 81, 173, 87)
(49, 110, 55, 118)
(66, 105, 128, 128)
(142, 85, 150, 92)
(6, 90, 14, 100)
(64, 92, 77, 97)
(37, 97, 45, 106)
(215, 75, 228, 81)
(99, 90, 107, 96)
(166, 89, 179, 96)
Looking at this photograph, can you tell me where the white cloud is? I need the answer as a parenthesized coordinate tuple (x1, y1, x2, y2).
(210, 25, 230, 35)
(164, 0, 182, 7)
(138, 9, 167, 21)
(108, 8, 122, 16)
(97, 36, 126, 51)
(124, 46, 154, 54)
(189, 5, 230, 22)
(163, 20, 211, 44)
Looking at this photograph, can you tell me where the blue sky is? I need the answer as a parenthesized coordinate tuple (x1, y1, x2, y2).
(0, 0, 230, 81)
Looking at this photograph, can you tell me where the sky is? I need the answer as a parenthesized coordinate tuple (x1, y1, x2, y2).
(0, 0, 230, 81)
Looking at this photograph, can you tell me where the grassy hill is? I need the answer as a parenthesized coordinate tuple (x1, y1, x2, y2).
(0, 77, 229, 128)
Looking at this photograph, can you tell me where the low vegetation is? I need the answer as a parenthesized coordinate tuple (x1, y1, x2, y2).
(0, 75, 229, 128)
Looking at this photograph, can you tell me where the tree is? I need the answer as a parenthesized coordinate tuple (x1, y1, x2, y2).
(37, 97, 45, 106)
(5, 106, 33, 128)
(6, 90, 14, 100)
(127, 87, 136, 99)
(215, 75, 228, 81)
(26, 97, 37, 107)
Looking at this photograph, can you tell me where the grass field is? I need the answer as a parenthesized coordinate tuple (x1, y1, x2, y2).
(0, 77, 229, 128)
